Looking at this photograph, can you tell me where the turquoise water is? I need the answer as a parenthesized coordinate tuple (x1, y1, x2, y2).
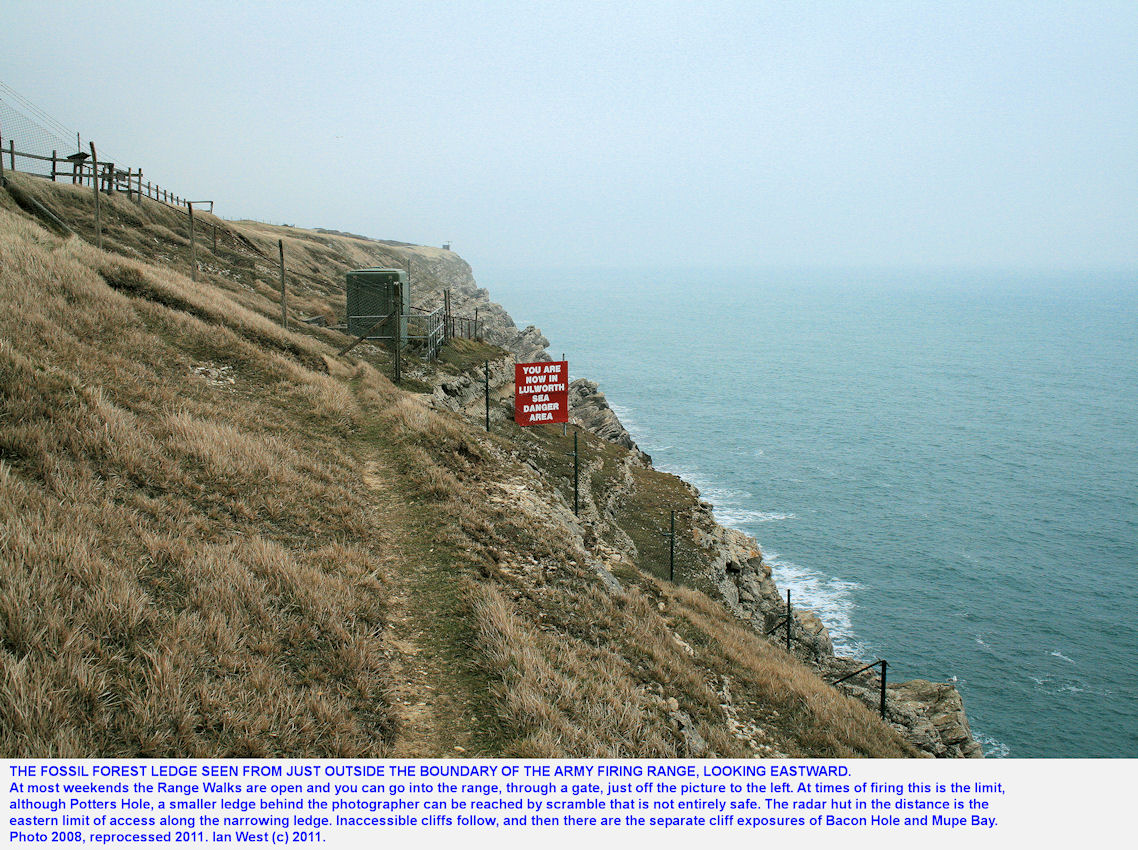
(481, 266, 1138, 758)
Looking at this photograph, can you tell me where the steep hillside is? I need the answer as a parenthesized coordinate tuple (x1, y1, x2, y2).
(0, 173, 971, 758)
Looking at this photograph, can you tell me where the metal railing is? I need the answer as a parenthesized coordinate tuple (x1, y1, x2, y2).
(831, 658, 888, 720)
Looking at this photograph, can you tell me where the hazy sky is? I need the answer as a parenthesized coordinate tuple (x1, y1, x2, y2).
(3, 1, 1136, 273)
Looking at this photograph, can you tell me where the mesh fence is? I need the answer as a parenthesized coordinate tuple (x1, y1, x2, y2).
(0, 82, 193, 207)
(0, 82, 142, 194)
(0, 82, 82, 178)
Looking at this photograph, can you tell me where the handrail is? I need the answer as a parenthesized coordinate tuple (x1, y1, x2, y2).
(830, 658, 888, 720)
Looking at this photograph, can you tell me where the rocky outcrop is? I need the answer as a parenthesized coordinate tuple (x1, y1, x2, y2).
(398, 248, 553, 364)
(400, 251, 646, 456)
(689, 499, 834, 659)
(886, 680, 984, 758)
(425, 354, 515, 424)
(568, 379, 646, 459)
(691, 505, 987, 760)
(404, 243, 983, 759)
(684, 486, 980, 757)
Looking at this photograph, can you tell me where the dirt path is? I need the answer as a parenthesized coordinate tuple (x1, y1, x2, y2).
(361, 458, 485, 757)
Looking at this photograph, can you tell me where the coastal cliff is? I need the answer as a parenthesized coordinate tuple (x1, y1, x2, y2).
(0, 172, 978, 758)
(414, 249, 982, 759)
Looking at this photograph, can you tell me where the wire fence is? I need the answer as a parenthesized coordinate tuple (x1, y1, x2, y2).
(1, 82, 193, 208)
(0, 82, 76, 174)
(1, 82, 486, 384)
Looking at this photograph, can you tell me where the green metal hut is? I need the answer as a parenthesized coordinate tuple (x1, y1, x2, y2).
(345, 268, 409, 341)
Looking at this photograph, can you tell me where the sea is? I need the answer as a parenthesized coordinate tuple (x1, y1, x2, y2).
(480, 265, 1138, 758)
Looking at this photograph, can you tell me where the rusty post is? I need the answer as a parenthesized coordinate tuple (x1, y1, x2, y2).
(278, 239, 287, 329)
(880, 659, 887, 720)
(574, 431, 580, 517)
(188, 202, 197, 281)
(786, 589, 792, 652)
(89, 143, 101, 249)
(659, 507, 676, 580)
(391, 283, 402, 383)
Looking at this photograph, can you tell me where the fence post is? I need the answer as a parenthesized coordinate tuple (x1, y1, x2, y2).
(136, 170, 142, 203)
(89, 143, 102, 250)
(879, 659, 887, 720)
(8, 139, 14, 173)
(188, 202, 197, 281)
(50, 150, 57, 181)
(573, 431, 580, 517)
(278, 239, 287, 329)
(669, 510, 675, 580)
(484, 360, 490, 432)
(443, 290, 452, 342)
(786, 590, 792, 652)
(392, 284, 402, 383)
(212, 224, 217, 252)
(0, 123, 5, 185)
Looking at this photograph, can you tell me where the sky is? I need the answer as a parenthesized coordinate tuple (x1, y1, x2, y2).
(3, 1, 1137, 274)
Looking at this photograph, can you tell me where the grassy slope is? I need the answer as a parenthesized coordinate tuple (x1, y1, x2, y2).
(0, 174, 916, 758)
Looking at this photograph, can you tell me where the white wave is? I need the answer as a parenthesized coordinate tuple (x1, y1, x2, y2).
(606, 403, 648, 444)
(1029, 675, 1110, 698)
(765, 551, 865, 657)
(599, 421, 863, 660)
(715, 508, 796, 526)
(1050, 650, 1076, 664)
(975, 732, 1010, 759)
(660, 465, 756, 509)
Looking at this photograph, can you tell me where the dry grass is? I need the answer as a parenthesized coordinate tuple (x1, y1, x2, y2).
(473, 582, 678, 757)
(0, 198, 396, 756)
(1, 176, 921, 759)
(664, 584, 918, 757)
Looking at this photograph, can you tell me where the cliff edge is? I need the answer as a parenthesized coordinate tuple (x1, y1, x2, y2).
(0, 172, 979, 758)
(415, 248, 982, 759)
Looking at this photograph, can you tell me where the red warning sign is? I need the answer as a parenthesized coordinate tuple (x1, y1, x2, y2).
(515, 360, 569, 426)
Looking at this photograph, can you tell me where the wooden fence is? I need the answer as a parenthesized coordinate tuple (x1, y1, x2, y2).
(1, 133, 202, 211)
(1, 129, 485, 368)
